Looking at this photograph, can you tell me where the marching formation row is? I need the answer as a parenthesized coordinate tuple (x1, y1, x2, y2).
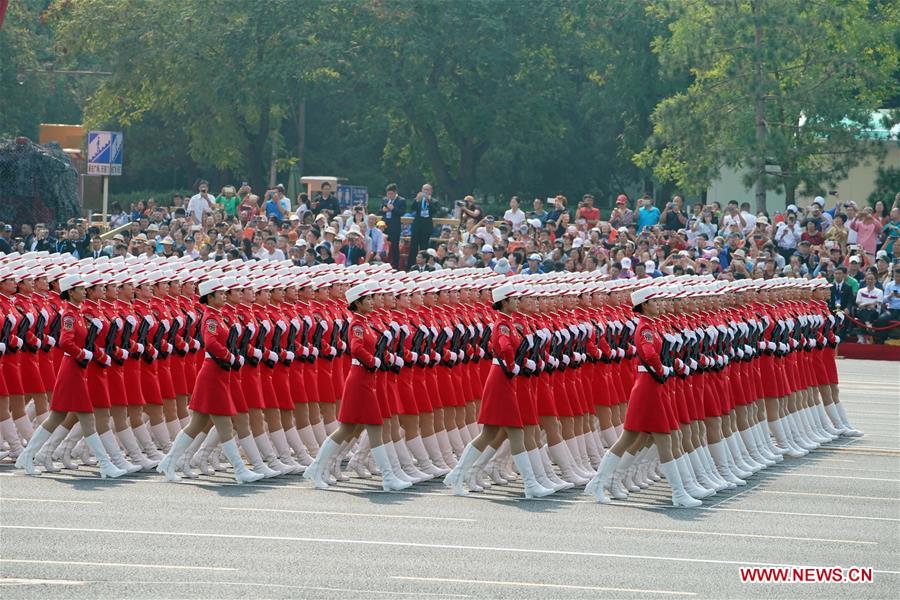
(1, 252, 861, 506)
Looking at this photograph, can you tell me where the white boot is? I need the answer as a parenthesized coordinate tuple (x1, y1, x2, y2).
(835, 403, 863, 437)
(548, 442, 589, 485)
(221, 439, 265, 484)
(84, 433, 127, 479)
(447, 427, 465, 457)
(528, 448, 561, 493)
(770, 419, 805, 457)
(14, 425, 52, 475)
(396, 440, 431, 482)
(813, 405, 841, 439)
(0, 418, 24, 459)
(372, 444, 413, 491)
(271, 429, 305, 474)
(443, 443, 482, 495)
(565, 437, 593, 479)
(100, 431, 141, 474)
(700, 444, 734, 489)
(303, 437, 340, 489)
(689, 450, 723, 492)
(384, 441, 414, 483)
(676, 454, 715, 499)
(285, 427, 314, 466)
(709, 441, 746, 486)
(824, 404, 850, 435)
(422, 435, 451, 474)
(610, 451, 637, 499)
(34, 426, 69, 473)
(467, 445, 496, 492)
(406, 436, 443, 477)
(584, 432, 604, 468)
(156, 431, 195, 482)
(298, 424, 320, 457)
(239, 436, 280, 478)
(585, 451, 621, 503)
(191, 429, 219, 475)
(751, 423, 781, 463)
(255, 434, 291, 475)
(725, 434, 755, 476)
(117, 427, 159, 470)
(14, 415, 34, 443)
(134, 423, 164, 460)
(435, 430, 457, 468)
(511, 451, 554, 499)
(740, 429, 774, 468)
(150, 422, 172, 453)
(539, 445, 573, 490)
(165, 419, 181, 443)
(659, 459, 702, 508)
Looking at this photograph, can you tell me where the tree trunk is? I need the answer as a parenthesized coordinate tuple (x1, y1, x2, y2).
(752, 0, 767, 214)
(246, 100, 271, 191)
(294, 97, 306, 178)
(412, 120, 459, 198)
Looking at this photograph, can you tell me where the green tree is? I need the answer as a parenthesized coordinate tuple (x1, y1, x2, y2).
(636, 0, 900, 211)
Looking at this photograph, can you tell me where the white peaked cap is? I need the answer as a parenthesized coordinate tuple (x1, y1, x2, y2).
(491, 283, 516, 304)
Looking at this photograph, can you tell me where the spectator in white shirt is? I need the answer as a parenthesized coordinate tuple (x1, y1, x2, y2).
(775, 211, 802, 259)
(258, 236, 286, 261)
(503, 196, 527, 231)
(187, 180, 216, 224)
(739, 202, 757, 235)
(475, 216, 503, 245)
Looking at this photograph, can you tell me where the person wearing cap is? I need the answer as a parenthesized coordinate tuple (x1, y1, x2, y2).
(443, 283, 554, 499)
(156, 277, 265, 484)
(14, 273, 128, 478)
(587, 286, 703, 507)
(304, 281, 413, 492)
(521, 253, 544, 275)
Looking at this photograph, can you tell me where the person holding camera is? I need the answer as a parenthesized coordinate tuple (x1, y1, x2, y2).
(379, 183, 406, 269)
(406, 184, 437, 269)
(874, 267, 900, 343)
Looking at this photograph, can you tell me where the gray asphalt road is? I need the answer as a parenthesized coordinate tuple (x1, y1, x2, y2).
(1, 359, 898, 599)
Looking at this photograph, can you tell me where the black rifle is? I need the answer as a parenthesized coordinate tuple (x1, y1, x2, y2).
(103, 319, 120, 368)
(132, 318, 151, 360)
(392, 324, 408, 373)
(433, 327, 449, 365)
(283, 321, 298, 366)
(162, 317, 180, 358)
(212, 325, 238, 371)
(0, 315, 14, 354)
(480, 324, 492, 360)
(32, 311, 47, 353)
(16, 312, 32, 352)
(311, 319, 326, 361)
(410, 327, 426, 367)
(328, 319, 341, 358)
(265, 322, 283, 368)
(298, 318, 311, 363)
(238, 320, 254, 364)
(80, 321, 100, 368)
(374, 332, 390, 372)
(144, 321, 165, 364)
(46, 310, 61, 353)
(117, 318, 134, 366)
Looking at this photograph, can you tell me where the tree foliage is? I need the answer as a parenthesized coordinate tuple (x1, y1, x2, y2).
(636, 0, 900, 209)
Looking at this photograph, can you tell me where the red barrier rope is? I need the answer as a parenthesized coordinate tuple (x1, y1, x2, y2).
(843, 313, 900, 332)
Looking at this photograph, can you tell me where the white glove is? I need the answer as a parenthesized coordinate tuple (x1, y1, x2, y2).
(525, 359, 536, 371)
(33, 339, 41, 350)
(284, 351, 295, 361)
(26, 312, 35, 325)
(91, 318, 103, 329)
(81, 349, 94, 362)
(624, 320, 636, 332)
(662, 365, 672, 377)
(410, 352, 419, 363)
(290, 319, 301, 330)
(262, 320, 271, 331)
(227, 353, 236, 365)
(715, 356, 724, 367)
(165, 342, 174, 354)
(834, 335, 841, 344)
(689, 358, 698, 370)
(373, 357, 382, 369)
(383, 331, 393, 342)
(617, 348, 625, 359)
(334, 319, 344, 327)
(267, 351, 278, 363)
(434, 354, 441, 364)
(743, 345, 752, 355)
(132, 343, 144, 354)
(767, 341, 776, 351)
(126, 315, 137, 327)
(402, 324, 411, 336)
(103, 355, 112, 367)
(312, 347, 319, 357)
(562, 355, 571, 365)
(478, 347, 485, 358)
(328, 347, 337, 357)
(758, 342, 767, 350)
(302, 316, 312, 326)
(778, 343, 788, 352)
(449, 351, 458, 362)
(252, 348, 263, 360)
(394, 356, 403, 368)
(808, 339, 816, 348)
(423, 354, 430, 365)
(237, 356, 245, 368)
(276, 320, 286, 330)
(191, 339, 201, 351)
(301, 347, 309, 357)
(549, 356, 559, 368)
(443, 326, 453, 336)
(512, 364, 520, 375)
(0, 342, 5, 354)
(674, 358, 685, 372)
(736, 348, 745, 359)
(339, 341, 347, 352)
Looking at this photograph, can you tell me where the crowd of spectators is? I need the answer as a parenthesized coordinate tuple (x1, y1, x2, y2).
(1, 182, 898, 342)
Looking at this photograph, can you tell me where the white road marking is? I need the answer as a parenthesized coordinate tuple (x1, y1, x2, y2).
(760, 472, 900, 483)
(707, 506, 900, 523)
(0, 558, 236, 572)
(0, 577, 86, 586)
(602, 526, 875, 545)
(0, 497, 102, 505)
(758, 490, 900, 502)
(391, 575, 696, 596)
(220, 507, 476, 522)
(3, 525, 898, 575)
(123, 580, 469, 597)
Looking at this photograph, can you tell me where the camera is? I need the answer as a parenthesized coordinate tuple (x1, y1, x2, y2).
(455, 200, 465, 207)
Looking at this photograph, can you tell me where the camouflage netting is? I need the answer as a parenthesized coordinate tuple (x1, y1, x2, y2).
(0, 136, 81, 228)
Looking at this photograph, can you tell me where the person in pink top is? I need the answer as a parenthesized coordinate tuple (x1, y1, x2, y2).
(849, 206, 883, 256)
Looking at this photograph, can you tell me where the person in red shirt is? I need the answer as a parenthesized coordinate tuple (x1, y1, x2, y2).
(576, 194, 601, 228)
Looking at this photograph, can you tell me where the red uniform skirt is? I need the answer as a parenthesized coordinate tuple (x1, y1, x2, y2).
(478, 364, 523, 428)
(425, 368, 443, 410)
(536, 372, 557, 417)
(517, 377, 539, 426)
(394, 371, 418, 415)
(317, 360, 335, 403)
(260, 366, 279, 410)
(171, 355, 189, 396)
(19, 351, 44, 394)
(39, 351, 56, 391)
(272, 365, 294, 410)
(242, 366, 265, 410)
(157, 359, 176, 399)
(230, 371, 248, 413)
(337, 364, 382, 425)
(108, 364, 129, 407)
(411, 367, 433, 413)
(140, 360, 163, 405)
(302, 362, 320, 405)
(86, 363, 111, 409)
(124, 359, 145, 405)
(623, 372, 672, 433)
(50, 356, 94, 413)
(2, 354, 24, 395)
(290, 365, 308, 405)
(822, 347, 839, 385)
(189, 359, 235, 416)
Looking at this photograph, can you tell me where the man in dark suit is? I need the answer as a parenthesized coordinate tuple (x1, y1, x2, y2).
(830, 266, 855, 312)
(406, 183, 437, 270)
(380, 183, 406, 269)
